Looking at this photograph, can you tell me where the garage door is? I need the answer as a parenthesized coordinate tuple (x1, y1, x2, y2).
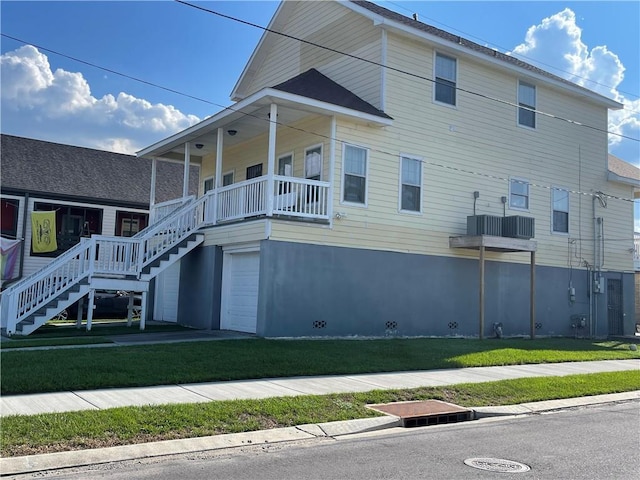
(221, 251, 260, 333)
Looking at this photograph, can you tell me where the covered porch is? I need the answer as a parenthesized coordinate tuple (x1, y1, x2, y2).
(137, 69, 392, 227)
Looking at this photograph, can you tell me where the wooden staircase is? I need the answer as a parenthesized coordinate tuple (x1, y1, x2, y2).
(1, 196, 208, 336)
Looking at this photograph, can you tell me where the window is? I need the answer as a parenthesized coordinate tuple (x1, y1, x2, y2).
(304, 146, 322, 180)
(400, 156, 422, 212)
(203, 177, 214, 193)
(342, 144, 368, 205)
(434, 53, 457, 106)
(116, 211, 148, 237)
(509, 178, 529, 210)
(552, 188, 569, 234)
(1, 198, 19, 238)
(518, 81, 536, 128)
(32, 203, 102, 257)
(278, 154, 293, 176)
(222, 171, 234, 186)
(246, 163, 262, 180)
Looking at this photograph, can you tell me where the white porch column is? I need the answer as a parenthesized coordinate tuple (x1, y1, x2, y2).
(266, 103, 277, 216)
(216, 128, 224, 188)
(183, 143, 191, 198)
(149, 157, 157, 223)
(213, 127, 224, 224)
(328, 116, 336, 224)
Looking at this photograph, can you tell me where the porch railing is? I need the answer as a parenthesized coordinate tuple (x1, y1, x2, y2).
(150, 195, 194, 224)
(199, 175, 331, 225)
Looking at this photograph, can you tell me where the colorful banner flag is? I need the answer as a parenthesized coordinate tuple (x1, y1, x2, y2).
(1, 237, 21, 283)
(31, 211, 58, 253)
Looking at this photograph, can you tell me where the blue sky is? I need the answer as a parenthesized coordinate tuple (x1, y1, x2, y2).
(1, 0, 639, 228)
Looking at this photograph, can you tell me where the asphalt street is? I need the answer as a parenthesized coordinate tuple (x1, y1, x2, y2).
(6, 400, 638, 480)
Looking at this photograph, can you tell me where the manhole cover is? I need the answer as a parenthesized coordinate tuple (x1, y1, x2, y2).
(464, 458, 530, 473)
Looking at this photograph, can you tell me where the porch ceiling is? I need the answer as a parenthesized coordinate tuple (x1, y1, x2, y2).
(137, 89, 393, 162)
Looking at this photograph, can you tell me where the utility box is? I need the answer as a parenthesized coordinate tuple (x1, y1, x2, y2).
(502, 216, 535, 239)
(467, 215, 502, 236)
(571, 314, 587, 328)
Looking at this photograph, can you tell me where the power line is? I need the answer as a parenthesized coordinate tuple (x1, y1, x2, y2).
(174, 0, 638, 143)
(381, 0, 640, 101)
(0, 35, 636, 204)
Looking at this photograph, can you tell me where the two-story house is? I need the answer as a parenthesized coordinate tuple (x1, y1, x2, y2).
(3, 0, 636, 338)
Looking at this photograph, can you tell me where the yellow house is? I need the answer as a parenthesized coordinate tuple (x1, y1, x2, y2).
(4, 1, 636, 338)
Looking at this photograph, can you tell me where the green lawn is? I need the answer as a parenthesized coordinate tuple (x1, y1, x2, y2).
(2, 337, 638, 395)
(2, 370, 638, 457)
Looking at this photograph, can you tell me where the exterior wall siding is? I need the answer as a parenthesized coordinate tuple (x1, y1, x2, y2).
(244, 1, 383, 108)
(258, 240, 635, 338)
(177, 245, 222, 330)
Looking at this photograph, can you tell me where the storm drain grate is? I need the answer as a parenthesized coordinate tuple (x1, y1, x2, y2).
(385, 321, 398, 329)
(464, 458, 530, 473)
(367, 400, 473, 428)
(312, 320, 326, 329)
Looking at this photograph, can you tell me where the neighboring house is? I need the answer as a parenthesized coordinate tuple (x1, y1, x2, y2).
(3, 1, 637, 338)
(0, 134, 197, 286)
(608, 154, 640, 330)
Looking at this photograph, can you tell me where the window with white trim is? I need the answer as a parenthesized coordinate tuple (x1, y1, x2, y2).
(222, 171, 234, 186)
(204, 176, 214, 193)
(518, 81, 536, 128)
(552, 187, 569, 234)
(278, 154, 293, 176)
(434, 53, 457, 106)
(342, 144, 368, 205)
(400, 156, 422, 212)
(509, 177, 529, 210)
(304, 145, 322, 180)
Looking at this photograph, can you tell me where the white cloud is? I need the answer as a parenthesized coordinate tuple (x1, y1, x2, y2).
(511, 9, 639, 162)
(0, 45, 200, 154)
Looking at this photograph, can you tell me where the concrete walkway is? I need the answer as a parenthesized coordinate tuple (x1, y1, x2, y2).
(2, 359, 638, 417)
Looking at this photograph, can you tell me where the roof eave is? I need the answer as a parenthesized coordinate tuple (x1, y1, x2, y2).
(607, 171, 640, 190)
(137, 87, 393, 158)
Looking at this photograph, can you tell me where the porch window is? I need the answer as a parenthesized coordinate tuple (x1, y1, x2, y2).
(1, 198, 19, 238)
(246, 163, 263, 180)
(116, 211, 148, 237)
(204, 177, 214, 193)
(32, 203, 102, 257)
(552, 187, 569, 234)
(305, 145, 322, 180)
(223, 171, 234, 186)
(434, 52, 457, 106)
(518, 81, 536, 128)
(342, 144, 368, 205)
(509, 177, 529, 211)
(400, 156, 422, 212)
(278, 154, 293, 176)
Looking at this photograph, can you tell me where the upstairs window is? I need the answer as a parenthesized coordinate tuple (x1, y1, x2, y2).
(435, 53, 457, 106)
(509, 177, 529, 210)
(278, 154, 293, 176)
(304, 146, 322, 180)
(552, 188, 569, 234)
(518, 81, 536, 128)
(342, 144, 368, 205)
(400, 156, 422, 213)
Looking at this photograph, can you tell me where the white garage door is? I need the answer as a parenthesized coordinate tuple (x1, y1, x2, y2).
(221, 251, 260, 333)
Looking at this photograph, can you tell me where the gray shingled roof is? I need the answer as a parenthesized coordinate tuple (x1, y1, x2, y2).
(272, 68, 393, 119)
(351, 1, 616, 102)
(1, 134, 198, 207)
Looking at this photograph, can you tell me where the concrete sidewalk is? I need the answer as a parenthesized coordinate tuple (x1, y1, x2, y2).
(2, 359, 638, 417)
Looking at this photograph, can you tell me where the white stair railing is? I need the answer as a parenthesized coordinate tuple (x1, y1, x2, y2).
(1, 196, 204, 335)
(1, 238, 94, 334)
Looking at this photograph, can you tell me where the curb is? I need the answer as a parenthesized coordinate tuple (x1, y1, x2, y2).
(1, 392, 638, 476)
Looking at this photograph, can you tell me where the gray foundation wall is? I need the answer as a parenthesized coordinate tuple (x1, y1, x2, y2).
(177, 245, 222, 330)
(258, 240, 635, 338)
